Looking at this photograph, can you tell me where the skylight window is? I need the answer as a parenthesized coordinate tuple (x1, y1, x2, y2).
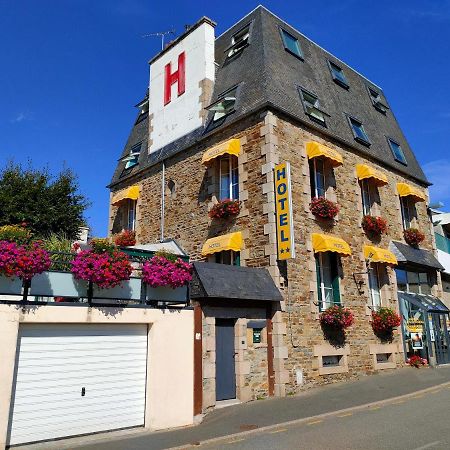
(328, 61, 349, 89)
(122, 143, 141, 169)
(388, 138, 407, 165)
(348, 117, 370, 145)
(299, 88, 326, 125)
(227, 24, 250, 58)
(281, 29, 303, 59)
(368, 87, 389, 114)
(207, 87, 238, 122)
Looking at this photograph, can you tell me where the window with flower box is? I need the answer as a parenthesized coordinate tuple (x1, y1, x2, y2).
(368, 264, 382, 309)
(309, 158, 326, 199)
(126, 199, 136, 231)
(400, 196, 416, 230)
(219, 155, 239, 200)
(316, 252, 340, 311)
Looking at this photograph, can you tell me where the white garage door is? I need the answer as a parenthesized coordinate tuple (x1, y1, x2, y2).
(8, 323, 148, 446)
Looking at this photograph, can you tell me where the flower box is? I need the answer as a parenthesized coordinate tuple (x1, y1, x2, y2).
(0, 275, 22, 295)
(362, 215, 388, 236)
(114, 230, 136, 247)
(92, 277, 142, 300)
(371, 307, 401, 335)
(319, 305, 354, 329)
(209, 199, 241, 219)
(142, 255, 192, 289)
(310, 197, 339, 220)
(30, 271, 86, 298)
(404, 228, 425, 246)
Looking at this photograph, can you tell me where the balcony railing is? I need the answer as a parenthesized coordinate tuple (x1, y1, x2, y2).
(435, 233, 450, 254)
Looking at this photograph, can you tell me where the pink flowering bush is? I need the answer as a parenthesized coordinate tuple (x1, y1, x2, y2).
(71, 249, 132, 289)
(319, 305, 354, 329)
(142, 255, 193, 289)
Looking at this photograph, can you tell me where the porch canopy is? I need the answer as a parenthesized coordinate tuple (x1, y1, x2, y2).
(190, 262, 283, 302)
(201, 139, 241, 165)
(398, 292, 449, 314)
(312, 233, 351, 256)
(111, 185, 140, 206)
(397, 182, 426, 202)
(356, 164, 388, 186)
(201, 232, 243, 256)
(306, 141, 343, 167)
(363, 245, 397, 265)
(390, 241, 444, 271)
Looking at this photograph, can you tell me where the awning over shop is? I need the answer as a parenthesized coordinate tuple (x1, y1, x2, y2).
(398, 292, 449, 314)
(201, 231, 243, 256)
(390, 241, 444, 271)
(364, 245, 397, 265)
(312, 233, 351, 256)
(111, 185, 140, 205)
(190, 262, 283, 302)
(356, 164, 388, 186)
(397, 182, 427, 202)
(306, 141, 343, 167)
(201, 139, 241, 165)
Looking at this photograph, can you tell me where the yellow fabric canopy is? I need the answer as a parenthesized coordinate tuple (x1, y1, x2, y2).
(202, 139, 241, 165)
(312, 233, 351, 256)
(111, 185, 140, 206)
(306, 141, 343, 167)
(201, 231, 243, 256)
(356, 164, 388, 186)
(363, 245, 397, 265)
(397, 183, 426, 202)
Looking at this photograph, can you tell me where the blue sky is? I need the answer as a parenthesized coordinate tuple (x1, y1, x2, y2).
(1, 0, 450, 235)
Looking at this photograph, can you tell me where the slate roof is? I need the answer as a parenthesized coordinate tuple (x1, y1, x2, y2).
(390, 241, 444, 270)
(190, 262, 283, 302)
(110, 6, 429, 188)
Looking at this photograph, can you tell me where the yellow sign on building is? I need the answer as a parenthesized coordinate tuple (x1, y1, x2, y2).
(274, 162, 295, 260)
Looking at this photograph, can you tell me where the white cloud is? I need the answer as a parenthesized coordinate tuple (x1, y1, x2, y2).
(10, 112, 26, 123)
(423, 159, 450, 207)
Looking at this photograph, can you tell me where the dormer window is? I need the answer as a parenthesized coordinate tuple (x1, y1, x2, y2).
(299, 88, 327, 125)
(207, 87, 238, 122)
(347, 116, 370, 146)
(226, 24, 250, 58)
(135, 95, 149, 124)
(122, 143, 141, 170)
(368, 87, 389, 114)
(281, 29, 303, 60)
(328, 61, 349, 89)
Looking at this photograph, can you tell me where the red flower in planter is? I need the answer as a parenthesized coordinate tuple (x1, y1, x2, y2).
(319, 305, 354, 329)
(310, 197, 339, 220)
(114, 230, 136, 247)
(404, 228, 425, 246)
(371, 307, 401, 335)
(362, 215, 388, 236)
(209, 199, 241, 219)
(406, 355, 427, 368)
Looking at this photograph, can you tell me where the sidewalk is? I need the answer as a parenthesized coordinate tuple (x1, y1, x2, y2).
(22, 365, 450, 450)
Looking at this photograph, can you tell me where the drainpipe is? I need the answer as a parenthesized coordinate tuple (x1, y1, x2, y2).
(160, 161, 165, 241)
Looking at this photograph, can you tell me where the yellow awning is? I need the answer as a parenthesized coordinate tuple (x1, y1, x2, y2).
(306, 141, 343, 167)
(397, 183, 426, 202)
(202, 139, 241, 165)
(312, 233, 351, 256)
(356, 164, 388, 186)
(363, 245, 397, 265)
(201, 231, 243, 256)
(111, 185, 140, 206)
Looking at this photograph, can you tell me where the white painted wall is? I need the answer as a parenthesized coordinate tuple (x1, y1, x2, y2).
(148, 21, 215, 153)
(437, 249, 450, 274)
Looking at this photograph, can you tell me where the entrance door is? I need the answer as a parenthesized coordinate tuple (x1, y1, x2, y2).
(431, 314, 450, 364)
(215, 319, 236, 401)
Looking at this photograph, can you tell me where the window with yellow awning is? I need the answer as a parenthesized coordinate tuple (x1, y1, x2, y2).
(312, 233, 351, 256)
(306, 141, 343, 167)
(201, 231, 243, 256)
(201, 139, 241, 165)
(356, 164, 388, 186)
(111, 185, 140, 206)
(363, 245, 397, 265)
(397, 183, 426, 202)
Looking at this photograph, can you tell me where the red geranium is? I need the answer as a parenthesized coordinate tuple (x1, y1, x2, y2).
(310, 197, 339, 220)
(371, 307, 401, 334)
(114, 230, 136, 247)
(319, 305, 354, 329)
(407, 355, 427, 368)
(209, 199, 241, 219)
(362, 215, 388, 236)
(404, 228, 425, 246)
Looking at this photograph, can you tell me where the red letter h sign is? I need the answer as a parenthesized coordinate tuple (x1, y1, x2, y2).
(164, 52, 186, 105)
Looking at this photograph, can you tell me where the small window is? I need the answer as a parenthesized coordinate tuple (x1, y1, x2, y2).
(299, 88, 326, 125)
(360, 179, 372, 216)
(400, 196, 415, 230)
(309, 158, 326, 199)
(368, 87, 388, 114)
(322, 355, 341, 367)
(388, 138, 407, 165)
(348, 117, 370, 145)
(227, 24, 250, 58)
(328, 61, 349, 88)
(215, 250, 240, 266)
(376, 353, 391, 363)
(281, 29, 303, 59)
(207, 87, 238, 122)
(316, 252, 341, 311)
(126, 199, 136, 231)
(122, 143, 141, 170)
(219, 155, 239, 200)
(368, 264, 382, 309)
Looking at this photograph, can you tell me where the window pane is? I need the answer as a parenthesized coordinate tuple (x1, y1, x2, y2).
(315, 159, 326, 198)
(361, 180, 371, 216)
(407, 271, 420, 293)
(419, 273, 431, 295)
(396, 269, 407, 292)
(127, 200, 136, 231)
(389, 139, 407, 164)
(320, 253, 335, 308)
(231, 157, 239, 200)
(219, 157, 230, 200)
(401, 197, 412, 230)
(350, 119, 369, 142)
(369, 266, 381, 308)
(282, 30, 302, 57)
(330, 62, 348, 86)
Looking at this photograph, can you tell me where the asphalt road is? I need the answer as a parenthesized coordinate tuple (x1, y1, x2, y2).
(194, 385, 450, 450)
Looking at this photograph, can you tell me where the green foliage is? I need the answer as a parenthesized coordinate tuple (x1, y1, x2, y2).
(90, 238, 116, 255)
(154, 249, 178, 262)
(0, 162, 89, 240)
(43, 233, 74, 253)
(0, 224, 32, 245)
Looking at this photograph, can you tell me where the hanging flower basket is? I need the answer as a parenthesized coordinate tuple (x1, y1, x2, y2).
(319, 305, 354, 330)
(310, 197, 339, 220)
(371, 307, 401, 335)
(114, 230, 136, 247)
(362, 215, 388, 236)
(406, 355, 428, 368)
(209, 199, 241, 219)
(142, 255, 193, 289)
(404, 228, 425, 246)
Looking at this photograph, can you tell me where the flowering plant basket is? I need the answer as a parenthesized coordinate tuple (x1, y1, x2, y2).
(209, 199, 241, 220)
(319, 305, 354, 329)
(310, 197, 339, 220)
(406, 355, 427, 368)
(362, 215, 388, 236)
(142, 255, 193, 289)
(114, 230, 136, 247)
(371, 307, 401, 335)
(71, 248, 133, 289)
(404, 228, 425, 246)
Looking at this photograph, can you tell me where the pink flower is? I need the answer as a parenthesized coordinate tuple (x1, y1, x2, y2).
(142, 256, 192, 289)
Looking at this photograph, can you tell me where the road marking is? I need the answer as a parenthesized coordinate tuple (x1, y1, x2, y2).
(369, 406, 381, 410)
(307, 420, 323, 425)
(430, 390, 440, 394)
(337, 413, 353, 417)
(392, 400, 405, 404)
(413, 441, 442, 450)
(226, 438, 245, 444)
(269, 428, 287, 434)
(412, 394, 424, 399)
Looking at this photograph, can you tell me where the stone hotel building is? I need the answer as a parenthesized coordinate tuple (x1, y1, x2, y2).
(108, 7, 449, 414)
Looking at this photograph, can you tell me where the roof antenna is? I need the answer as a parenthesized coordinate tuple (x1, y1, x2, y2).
(142, 29, 176, 50)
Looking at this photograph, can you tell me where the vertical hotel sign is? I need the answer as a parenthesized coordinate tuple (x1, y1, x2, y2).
(274, 162, 295, 260)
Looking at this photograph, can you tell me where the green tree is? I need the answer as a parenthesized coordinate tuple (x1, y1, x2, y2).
(0, 162, 89, 240)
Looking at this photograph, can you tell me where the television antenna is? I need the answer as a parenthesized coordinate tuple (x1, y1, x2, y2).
(142, 29, 176, 50)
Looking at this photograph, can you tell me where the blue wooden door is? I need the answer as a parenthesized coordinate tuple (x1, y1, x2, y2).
(215, 319, 236, 401)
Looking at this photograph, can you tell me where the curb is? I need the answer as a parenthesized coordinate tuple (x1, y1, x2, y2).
(167, 379, 450, 449)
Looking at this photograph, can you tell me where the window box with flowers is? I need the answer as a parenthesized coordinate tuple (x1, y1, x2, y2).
(209, 199, 241, 220)
(320, 305, 354, 330)
(404, 228, 425, 246)
(406, 355, 428, 368)
(310, 197, 339, 220)
(114, 230, 136, 247)
(371, 307, 401, 340)
(362, 215, 388, 237)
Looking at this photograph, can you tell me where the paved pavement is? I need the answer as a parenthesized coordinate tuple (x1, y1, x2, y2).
(22, 365, 450, 450)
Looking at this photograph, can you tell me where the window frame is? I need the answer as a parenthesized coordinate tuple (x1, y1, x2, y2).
(360, 178, 372, 216)
(126, 199, 136, 231)
(347, 115, 371, 146)
(309, 157, 326, 199)
(387, 137, 407, 165)
(206, 85, 239, 123)
(396, 268, 432, 295)
(280, 28, 304, 60)
(368, 264, 382, 309)
(316, 252, 341, 311)
(327, 60, 349, 89)
(367, 86, 389, 114)
(219, 154, 239, 201)
(299, 87, 328, 126)
(215, 250, 240, 266)
(400, 196, 415, 230)
(225, 22, 252, 59)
